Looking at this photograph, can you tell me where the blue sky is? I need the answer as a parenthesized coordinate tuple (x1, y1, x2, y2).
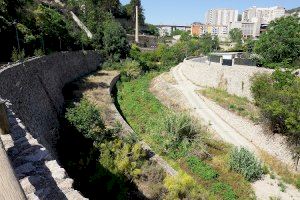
(120, 0, 299, 25)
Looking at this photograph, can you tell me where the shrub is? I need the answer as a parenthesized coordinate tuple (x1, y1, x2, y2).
(98, 139, 146, 178)
(251, 70, 300, 168)
(163, 113, 199, 144)
(296, 178, 300, 189)
(164, 172, 208, 200)
(229, 147, 263, 181)
(121, 59, 142, 80)
(33, 49, 45, 56)
(211, 182, 236, 200)
(66, 99, 106, 141)
(187, 156, 218, 180)
(11, 47, 25, 62)
(161, 113, 207, 159)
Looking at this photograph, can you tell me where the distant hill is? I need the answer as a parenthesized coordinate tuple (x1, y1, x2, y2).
(286, 7, 300, 14)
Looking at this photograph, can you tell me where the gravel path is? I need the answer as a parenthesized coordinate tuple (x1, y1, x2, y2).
(164, 62, 300, 200)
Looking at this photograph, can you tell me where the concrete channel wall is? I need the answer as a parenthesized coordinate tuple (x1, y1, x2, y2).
(0, 51, 101, 199)
(183, 59, 274, 100)
(0, 51, 102, 154)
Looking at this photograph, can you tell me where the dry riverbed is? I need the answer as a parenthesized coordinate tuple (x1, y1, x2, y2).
(150, 64, 300, 200)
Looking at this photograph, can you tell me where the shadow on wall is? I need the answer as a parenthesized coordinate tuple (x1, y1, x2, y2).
(5, 105, 68, 199)
(56, 77, 148, 200)
(0, 51, 102, 157)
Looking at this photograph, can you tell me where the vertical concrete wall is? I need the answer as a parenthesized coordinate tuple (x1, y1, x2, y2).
(0, 51, 102, 155)
(183, 60, 274, 100)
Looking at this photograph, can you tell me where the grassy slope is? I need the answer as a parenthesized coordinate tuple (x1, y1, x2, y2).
(117, 72, 254, 199)
(199, 88, 260, 122)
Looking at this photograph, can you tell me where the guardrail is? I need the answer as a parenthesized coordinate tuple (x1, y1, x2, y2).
(0, 101, 26, 200)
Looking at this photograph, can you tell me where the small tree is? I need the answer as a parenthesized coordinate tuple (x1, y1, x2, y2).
(102, 18, 129, 61)
(229, 28, 243, 43)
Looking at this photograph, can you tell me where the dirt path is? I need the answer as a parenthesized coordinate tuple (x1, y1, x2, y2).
(151, 62, 300, 200)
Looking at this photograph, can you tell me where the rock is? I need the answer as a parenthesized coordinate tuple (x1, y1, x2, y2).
(66, 190, 88, 200)
(45, 160, 67, 180)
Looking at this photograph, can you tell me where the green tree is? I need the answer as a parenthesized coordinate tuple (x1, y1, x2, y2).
(102, 19, 129, 61)
(254, 15, 300, 67)
(125, 0, 145, 26)
(251, 70, 300, 169)
(229, 28, 243, 43)
(200, 33, 214, 55)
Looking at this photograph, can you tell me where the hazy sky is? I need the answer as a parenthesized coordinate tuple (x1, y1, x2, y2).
(120, 0, 299, 25)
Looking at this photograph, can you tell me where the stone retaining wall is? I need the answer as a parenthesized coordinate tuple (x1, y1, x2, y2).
(0, 51, 102, 155)
(183, 60, 274, 100)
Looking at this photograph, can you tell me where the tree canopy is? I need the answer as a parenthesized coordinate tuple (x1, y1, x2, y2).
(254, 15, 300, 68)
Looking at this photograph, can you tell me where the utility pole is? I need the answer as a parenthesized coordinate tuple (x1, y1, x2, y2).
(135, 6, 139, 44)
(13, 20, 20, 53)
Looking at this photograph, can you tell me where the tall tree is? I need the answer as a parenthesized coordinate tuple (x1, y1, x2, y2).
(126, 0, 145, 26)
(102, 18, 129, 61)
(254, 15, 300, 67)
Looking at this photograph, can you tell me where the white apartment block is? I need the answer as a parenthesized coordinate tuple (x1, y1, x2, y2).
(242, 6, 285, 24)
(205, 9, 238, 26)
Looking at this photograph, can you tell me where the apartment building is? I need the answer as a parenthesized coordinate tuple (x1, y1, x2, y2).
(191, 22, 205, 36)
(205, 9, 238, 26)
(229, 21, 261, 38)
(242, 6, 285, 24)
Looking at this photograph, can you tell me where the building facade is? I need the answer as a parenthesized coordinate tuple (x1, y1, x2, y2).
(205, 9, 238, 26)
(242, 6, 285, 24)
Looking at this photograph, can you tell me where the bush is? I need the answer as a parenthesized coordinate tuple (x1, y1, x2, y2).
(164, 172, 208, 200)
(11, 47, 25, 62)
(66, 99, 106, 141)
(229, 147, 263, 181)
(295, 178, 300, 189)
(187, 156, 218, 180)
(98, 139, 146, 178)
(161, 113, 206, 158)
(163, 113, 199, 144)
(251, 70, 300, 167)
(33, 49, 45, 56)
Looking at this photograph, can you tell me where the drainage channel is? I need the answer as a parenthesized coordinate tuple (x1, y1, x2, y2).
(55, 80, 147, 200)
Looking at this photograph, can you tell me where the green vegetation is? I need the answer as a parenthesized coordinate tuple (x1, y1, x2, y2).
(254, 15, 300, 68)
(251, 70, 300, 169)
(229, 28, 243, 51)
(200, 87, 260, 122)
(211, 182, 237, 200)
(117, 72, 254, 199)
(229, 147, 263, 182)
(66, 99, 106, 140)
(187, 156, 218, 181)
(164, 172, 210, 200)
(64, 98, 168, 199)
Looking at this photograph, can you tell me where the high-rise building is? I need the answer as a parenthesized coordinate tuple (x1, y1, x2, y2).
(205, 9, 238, 26)
(242, 6, 285, 24)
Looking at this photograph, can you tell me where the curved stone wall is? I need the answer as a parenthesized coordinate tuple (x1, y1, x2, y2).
(0, 51, 102, 155)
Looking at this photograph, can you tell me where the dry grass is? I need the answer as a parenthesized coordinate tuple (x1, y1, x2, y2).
(259, 150, 300, 187)
(70, 70, 119, 128)
(199, 87, 260, 122)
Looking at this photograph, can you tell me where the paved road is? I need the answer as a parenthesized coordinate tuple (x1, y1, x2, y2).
(171, 63, 257, 151)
